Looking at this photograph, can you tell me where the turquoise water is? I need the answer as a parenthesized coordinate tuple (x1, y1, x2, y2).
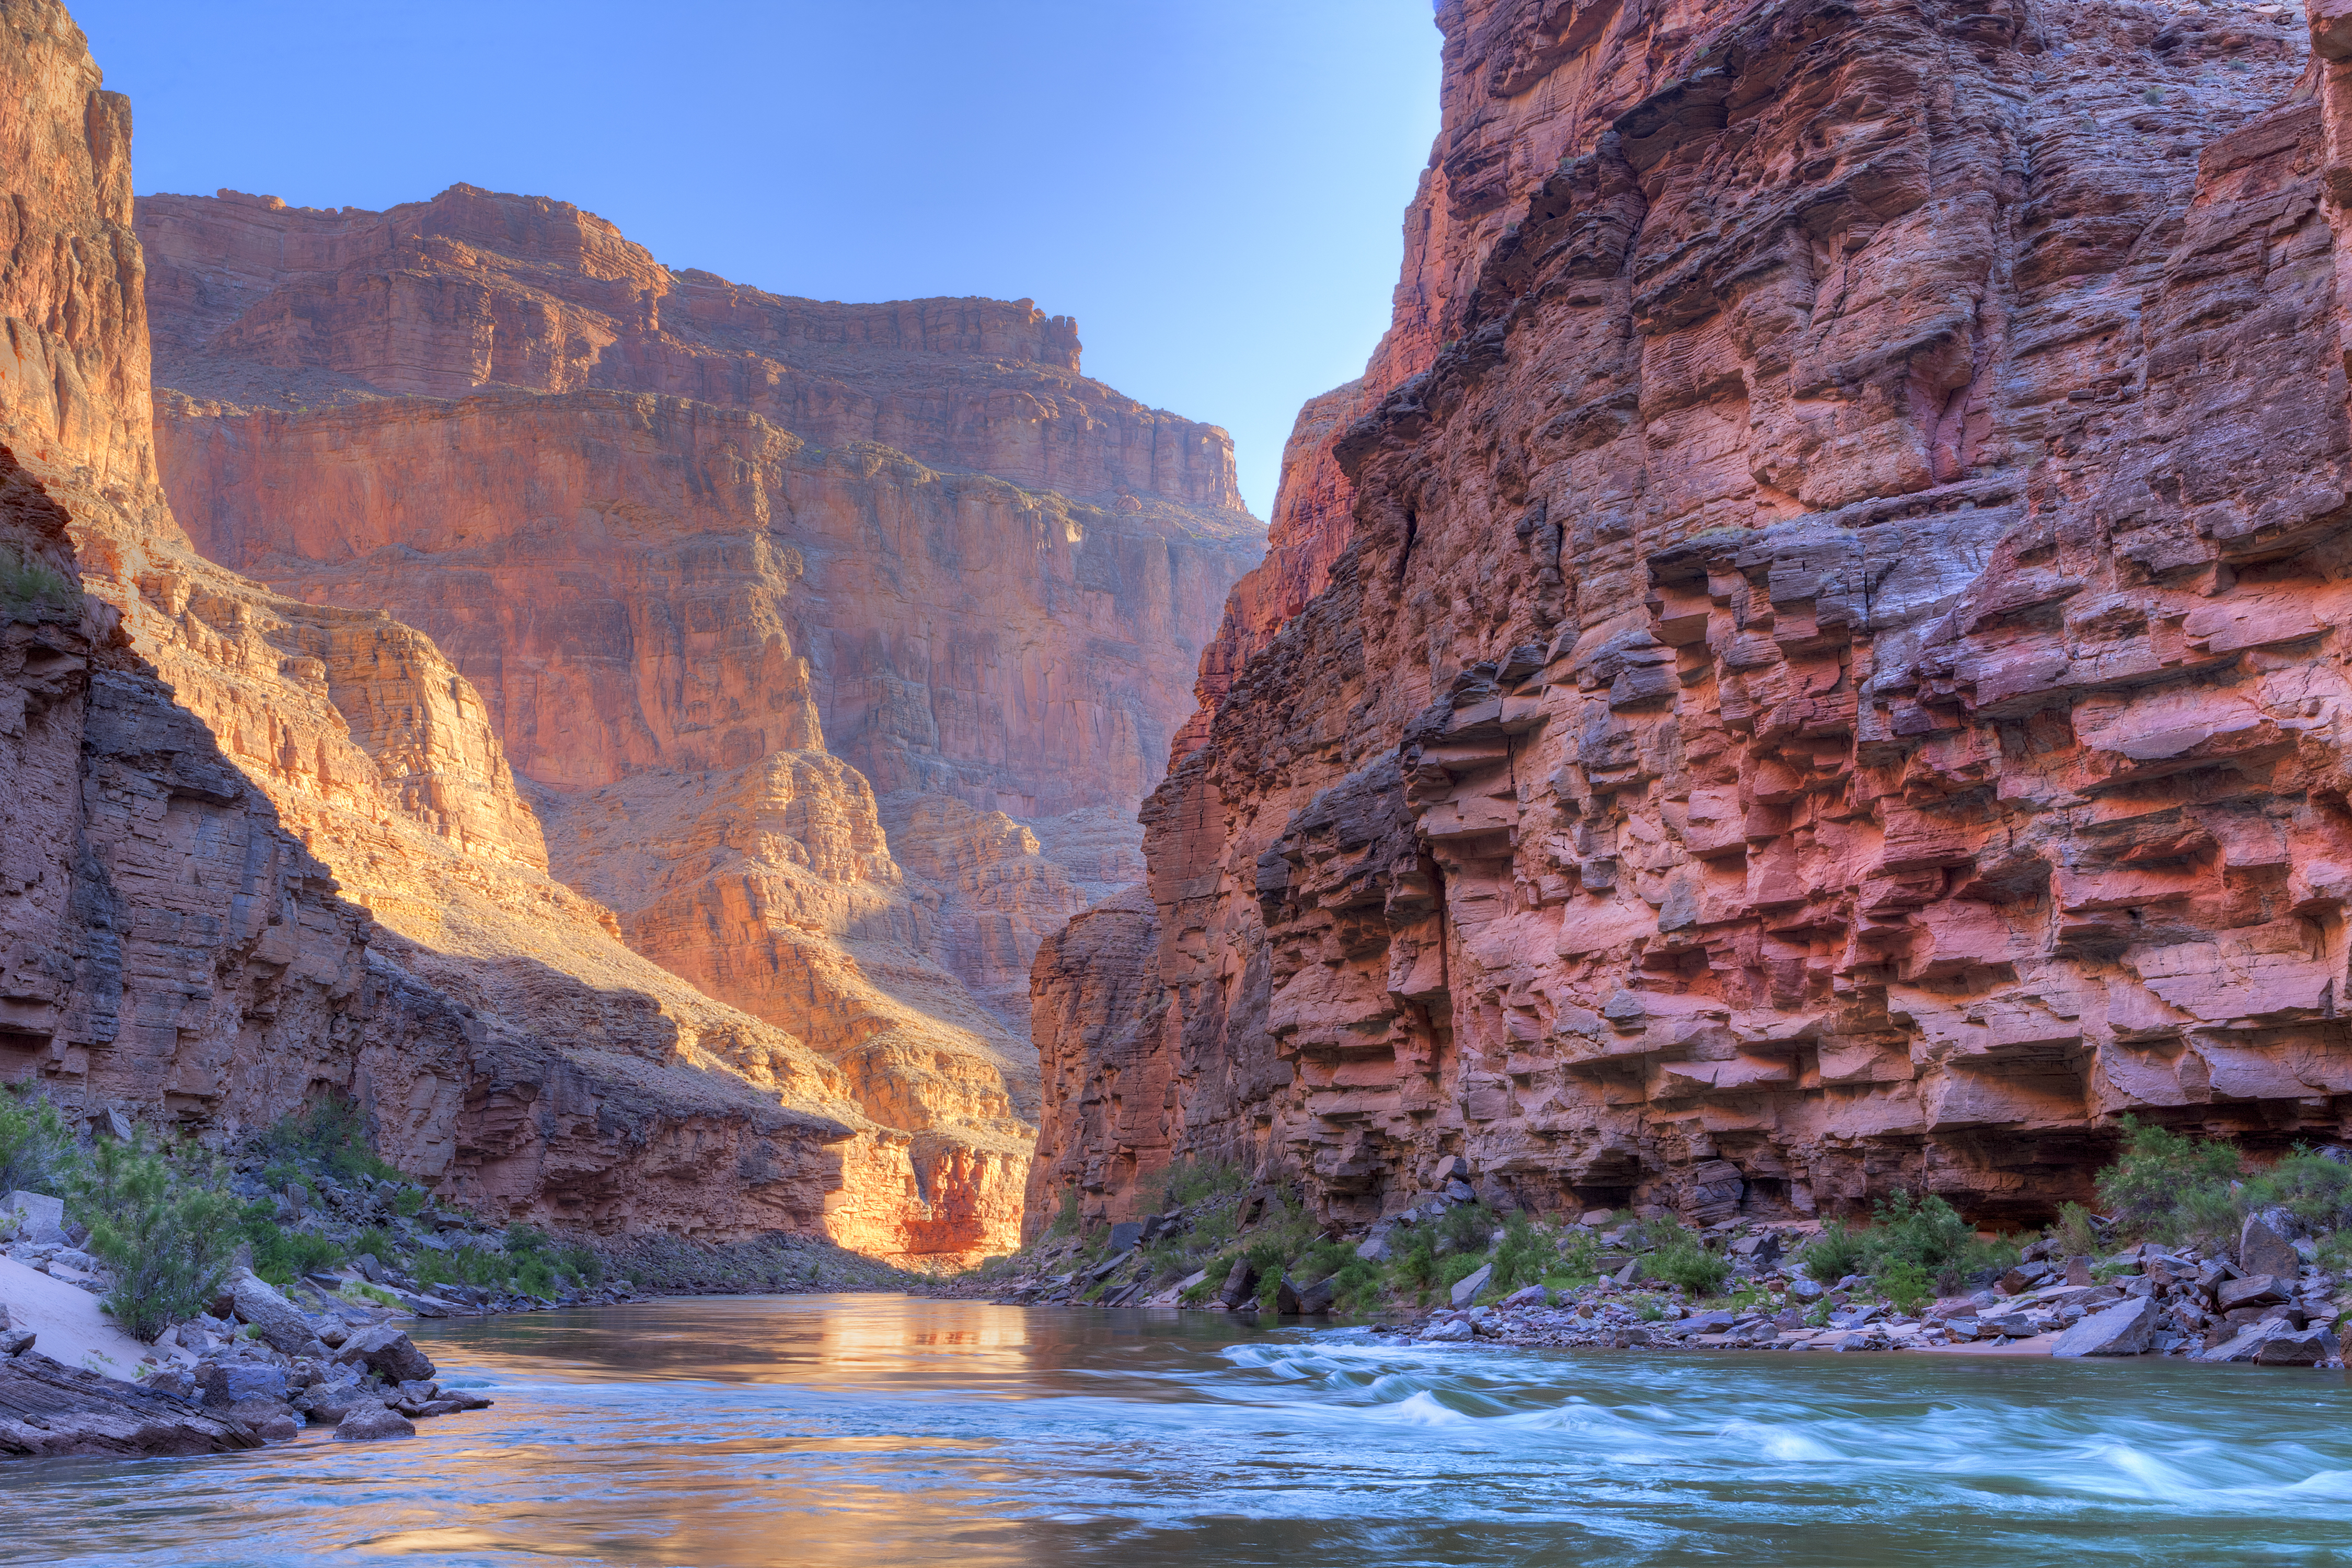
(12, 1293, 2352, 1566)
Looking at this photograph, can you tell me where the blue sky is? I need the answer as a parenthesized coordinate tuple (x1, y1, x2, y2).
(72, 1, 1443, 521)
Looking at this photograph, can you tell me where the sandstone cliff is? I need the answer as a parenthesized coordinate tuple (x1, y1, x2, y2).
(1032, 0, 2352, 1237)
(135, 182, 1263, 1259)
(0, 0, 1021, 1259)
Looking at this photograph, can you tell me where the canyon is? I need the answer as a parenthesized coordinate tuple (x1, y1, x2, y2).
(0, 0, 1259, 1265)
(1030, 0, 2352, 1238)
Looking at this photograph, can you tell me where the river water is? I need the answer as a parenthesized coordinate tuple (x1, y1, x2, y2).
(14, 1293, 2352, 1566)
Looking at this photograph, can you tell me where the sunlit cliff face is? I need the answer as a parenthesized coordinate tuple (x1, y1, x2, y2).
(1028, 0, 2352, 1239)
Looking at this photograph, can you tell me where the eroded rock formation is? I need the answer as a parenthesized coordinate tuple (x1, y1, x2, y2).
(0, 0, 1019, 1260)
(1032, 0, 2352, 1237)
(134, 180, 1262, 1259)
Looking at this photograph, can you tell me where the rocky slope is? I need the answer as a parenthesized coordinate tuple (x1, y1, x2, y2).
(0, 0, 1033, 1262)
(1031, 0, 2352, 1237)
(133, 182, 1262, 1260)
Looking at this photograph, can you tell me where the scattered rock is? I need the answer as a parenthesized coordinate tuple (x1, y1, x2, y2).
(1, 1194, 65, 1247)
(1449, 1263, 1493, 1308)
(334, 1325, 436, 1385)
(2051, 1297, 2158, 1358)
(1106, 1222, 1144, 1255)
(2239, 1210, 2301, 1280)
(230, 1273, 328, 1359)
(333, 1402, 416, 1442)
(0, 1355, 263, 1457)
(1419, 1318, 1473, 1344)
(2216, 1274, 2291, 1312)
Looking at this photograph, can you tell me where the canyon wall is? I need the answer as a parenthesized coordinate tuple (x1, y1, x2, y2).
(1031, 0, 2352, 1236)
(136, 183, 1263, 1258)
(0, 0, 1028, 1260)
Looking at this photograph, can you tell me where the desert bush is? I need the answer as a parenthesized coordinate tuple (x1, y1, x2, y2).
(0, 1092, 73, 1198)
(1640, 1219, 1730, 1295)
(70, 1139, 239, 1342)
(0, 548, 75, 621)
(1389, 1226, 1441, 1295)
(1436, 1203, 1499, 1255)
(2052, 1201, 2100, 1260)
(2096, 1115, 2241, 1241)
(253, 1099, 397, 1186)
(237, 1202, 345, 1286)
(1150, 1159, 1246, 1210)
(1487, 1212, 1553, 1294)
(2242, 1148, 2352, 1236)
(1879, 1260, 1934, 1315)
(1048, 1185, 1081, 1237)
(1798, 1222, 1870, 1285)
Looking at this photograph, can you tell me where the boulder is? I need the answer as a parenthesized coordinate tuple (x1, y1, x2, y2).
(1274, 1276, 1301, 1315)
(1214, 1259, 1257, 1311)
(2254, 1325, 2339, 1366)
(2216, 1274, 2290, 1312)
(335, 1324, 437, 1384)
(230, 1272, 327, 1358)
(1449, 1263, 1494, 1308)
(0, 1355, 263, 1457)
(2063, 1255, 2094, 1287)
(1106, 1221, 1144, 1254)
(1419, 1317, 1473, 1343)
(197, 1360, 288, 1408)
(2239, 1209, 2301, 1279)
(1295, 1276, 1338, 1316)
(225, 1396, 299, 1442)
(333, 1402, 416, 1442)
(0, 1328, 33, 1356)
(1354, 1235, 1391, 1263)
(2050, 1296, 2157, 1358)
(2, 1192, 66, 1246)
(1788, 1277, 1825, 1302)
(1500, 1285, 1549, 1309)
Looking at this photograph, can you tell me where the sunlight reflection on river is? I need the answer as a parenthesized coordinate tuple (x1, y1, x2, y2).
(15, 1293, 2352, 1567)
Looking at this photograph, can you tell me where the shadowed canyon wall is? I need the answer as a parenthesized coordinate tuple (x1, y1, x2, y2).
(0, 0, 1102, 1262)
(1031, 0, 2352, 1238)
(134, 183, 1263, 1259)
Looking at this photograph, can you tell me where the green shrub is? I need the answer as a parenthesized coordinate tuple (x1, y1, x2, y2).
(1438, 1252, 1486, 1292)
(1150, 1159, 1247, 1210)
(1048, 1186, 1080, 1238)
(2053, 1201, 2100, 1259)
(390, 1186, 428, 1218)
(1389, 1226, 1441, 1294)
(0, 548, 76, 622)
(0, 1093, 72, 1200)
(2318, 1232, 2352, 1275)
(1326, 1255, 1387, 1316)
(1488, 1212, 1554, 1294)
(1634, 1297, 1665, 1322)
(1879, 1260, 1933, 1315)
(1641, 1220, 1730, 1295)
(350, 1225, 403, 1263)
(253, 1100, 397, 1185)
(1553, 1228, 1599, 1282)
(2097, 1115, 2241, 1241)
(69, 1139, 239, 1342)
(2242, 1148, 2352, 1235)
(1437, 1203, 1499, 1255)
(237, 1202, 345, 1286)
(1799, 1221, 1870, 1285)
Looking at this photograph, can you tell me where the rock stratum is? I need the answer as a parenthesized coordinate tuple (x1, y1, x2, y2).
(0, 0, 1258, 1266)
(1031, 0, 2352, 1237)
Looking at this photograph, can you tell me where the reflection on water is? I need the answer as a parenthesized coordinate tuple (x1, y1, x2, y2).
(16, 1293, 2352, 1567)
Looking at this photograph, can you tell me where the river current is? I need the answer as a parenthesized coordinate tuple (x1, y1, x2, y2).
(13, 1293, 2352, 1566)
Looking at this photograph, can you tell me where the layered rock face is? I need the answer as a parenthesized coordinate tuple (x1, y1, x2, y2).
(1033, 0, 2352, 1236)
(0, 0, 995, 1256)
(137, 182, 1263, 1259)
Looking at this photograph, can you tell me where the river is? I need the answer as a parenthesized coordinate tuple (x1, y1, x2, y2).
(12, 1294, 2352, 1566)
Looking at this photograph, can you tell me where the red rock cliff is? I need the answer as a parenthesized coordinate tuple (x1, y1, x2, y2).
(0, 0, 974, 1254)
(135, 182, 1264, 1261)
(1032, 0, 2352, 1236)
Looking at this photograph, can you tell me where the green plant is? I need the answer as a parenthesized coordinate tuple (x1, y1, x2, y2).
(253, 1100, 397, 1186)
(351, 1225, 403, 1263)
(1149, 1159, 1247, 1210)
(1642, 1220, 1730, 1296)
(1804, 1299, 1833, 1328)
(1489, 1212, 1554, 1294)
(390, 1186, 428, 1218)
(1326, 1255, 1388, 1317)
(2318, 1232, 2352, 1275)
(1879, 1260, 1933, 1315)
(0, 548, 75, 622)
(1438, 1253, 1486, 1291)
(1553, 1228, 1599, 1282)
(237, 1203, 345, 1286)
(1799, 1222, 1870, 1285)
(1866, 1191, 2011, 1292)
(1437, 1203, 1500, 1255)
(1389, 1227, 1440, 1295)
(1048, 1185, 1081, 1238)
(2141, 86, 2163, 105)
(2243, 1147, 2352, 1236)
(2097, 1115, 2242, 1242)
(0, 1092, 72, 1198)
(2052, 1201, 2099, 1260)
(68, 1139, 239, 1343)
(342, 1280, 399, 1308)
(1634, 1297, 1665, 1322)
